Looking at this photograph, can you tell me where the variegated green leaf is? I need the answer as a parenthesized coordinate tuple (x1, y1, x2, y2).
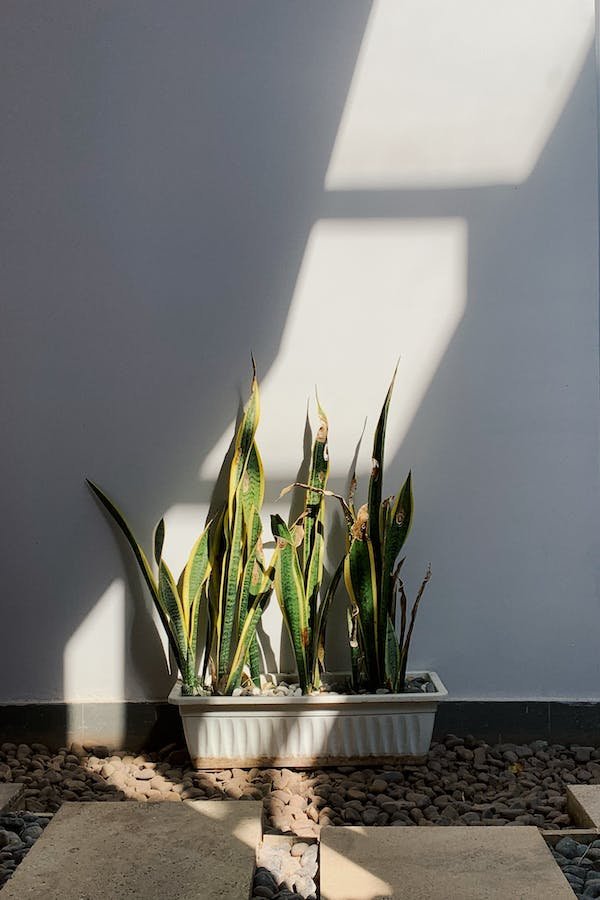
(219, 490, 246, 678)
(380, 471, 413, 648)
(302, 399, 329, 570)
(241, 441, 264, 521)
(154, 518, 165, 566)
(344, 535, 379, 689)
(367, 363, 398, 572)
(86, 480, 180, 668)
(158, 559, 188, 678)
(384, 615, 400, 691)
(181, 521, 211, 627)
(311, 556, 344, 688)
(272, 514, 310, 693)
(228, 363, 260, 520)
(222, 557, 275, 694)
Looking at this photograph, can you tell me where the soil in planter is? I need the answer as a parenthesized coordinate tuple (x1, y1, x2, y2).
(227, 672, 438, 697)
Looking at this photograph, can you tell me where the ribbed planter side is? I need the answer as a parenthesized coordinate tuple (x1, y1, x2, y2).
(168, 672, 447, 768)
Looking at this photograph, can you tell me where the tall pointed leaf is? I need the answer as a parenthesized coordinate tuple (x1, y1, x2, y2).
(344, 535, 379, 688)
(181, 522, 211, 624)
(367, 364, 397, 573)
(272, 514, 310, 692)
(86, 480, 179, 666)
(311, 556, 344, 687)
(154, 519, 165, 566)
(228, 364, 260, 520)
(380, 471, 413, 651)
(158, 560, 188, 678)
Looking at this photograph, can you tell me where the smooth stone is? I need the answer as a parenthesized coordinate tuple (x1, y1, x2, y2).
(253, 887, 275, 899)
(21, 825, 43, 841)
(0, 832, 22, 850)
(556, 837, 582, 859)
(584, 888, 600, 900)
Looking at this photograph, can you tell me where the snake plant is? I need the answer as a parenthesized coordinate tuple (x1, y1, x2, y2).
(271, 399, 335, 694)
(88, 364, 275, 695)
(343, 366, 431, 691)
(205, 365, 276, 694)
(292, 367, 431, 692)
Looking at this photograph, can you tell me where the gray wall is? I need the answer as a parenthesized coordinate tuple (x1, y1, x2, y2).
(1, 1, 598, 709)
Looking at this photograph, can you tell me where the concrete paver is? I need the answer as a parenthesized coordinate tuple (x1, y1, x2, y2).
(1, 800, 262, 899)
(0, 784, 24, 812)
(567, 785, 600, 829)
(320, 825, 573, 900)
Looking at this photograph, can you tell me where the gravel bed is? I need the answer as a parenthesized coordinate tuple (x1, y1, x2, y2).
(252, 839, 318, 900)
(551, 836, 600, 898)
(0, 812, 51, 888)
(1, 736, 598, 893)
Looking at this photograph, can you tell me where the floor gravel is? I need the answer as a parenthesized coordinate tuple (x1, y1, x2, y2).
(1, 734, 598, 896)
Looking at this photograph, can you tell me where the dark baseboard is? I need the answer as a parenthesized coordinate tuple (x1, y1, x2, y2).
(0, 702, 184, 753)
(0, 700, 598, 753)
(433, 700, 600, 746)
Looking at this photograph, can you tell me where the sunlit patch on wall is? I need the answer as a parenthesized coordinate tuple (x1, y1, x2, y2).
(201, 217, 467, 481)
(63, 579, 126, 743)
(325, 0, 593, 189)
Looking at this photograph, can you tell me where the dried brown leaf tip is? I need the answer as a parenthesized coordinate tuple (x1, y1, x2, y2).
(351, 504, 369, 540)
(316, 419, 328, 443)
(293, 524, 304, 548)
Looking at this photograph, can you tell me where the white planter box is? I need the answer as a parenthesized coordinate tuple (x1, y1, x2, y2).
(168, 672, 447, 768)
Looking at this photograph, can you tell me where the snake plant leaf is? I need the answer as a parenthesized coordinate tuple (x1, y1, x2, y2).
(222, 551, 276, 694)
(272, 514, 310, 692)
(219, 490, 246, 679)
(86, 480, 181, 667)
(158, 559, 188, 678)
(241, 441, 265, 520)
(86, 480, 159, 604)
(380, 471, 413, 649)
(384, 615, 400, 691)
(347, 608, 361, 689)
(228, 363, 260, 521)
(181, 521, 211, 616)
(398, 565, 432, 688)
(367, 363, 398, 572)
(344, 534, 379, 688)
(237, 508, 264, 681)
(222, 582, 271, 695)
(302, 398, 329, 561)
(311, 556, 344, 687)
(154, 518, 165, 567)
(303, 398, 329, 625)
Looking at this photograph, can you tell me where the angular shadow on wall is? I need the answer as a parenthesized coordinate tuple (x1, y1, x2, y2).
(0, 0, 373, 745)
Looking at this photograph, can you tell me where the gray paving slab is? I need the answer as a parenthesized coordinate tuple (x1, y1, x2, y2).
(1, 800, 262, 899)
(320, 825, 573, 900)
(567, 785, 600, 829)
(0, 783, 24, 811)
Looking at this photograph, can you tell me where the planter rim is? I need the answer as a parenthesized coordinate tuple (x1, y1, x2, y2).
(168, 670, 447, 706)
